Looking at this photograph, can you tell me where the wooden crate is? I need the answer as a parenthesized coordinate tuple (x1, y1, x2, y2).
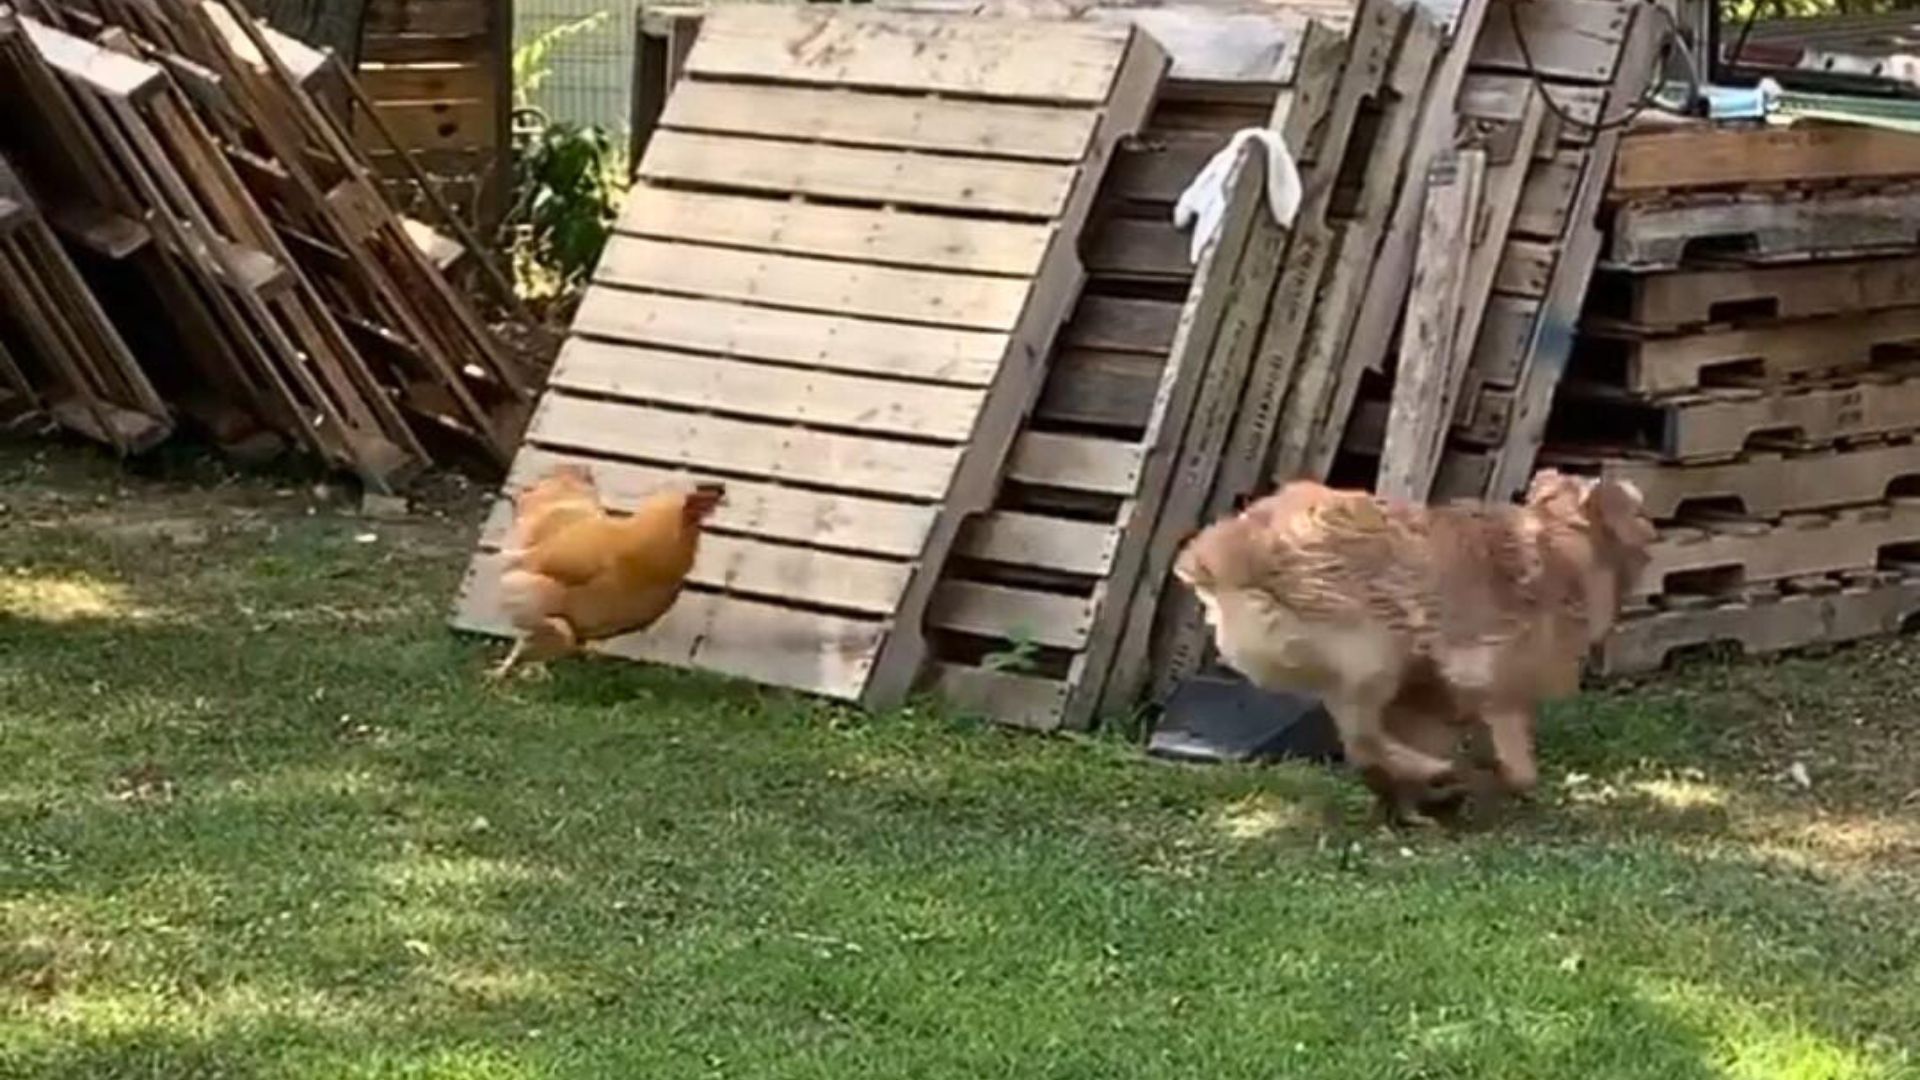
(355, 0, 510, 231)
(1635, 499, 1920, 600)
(452, 6, 1165, 709)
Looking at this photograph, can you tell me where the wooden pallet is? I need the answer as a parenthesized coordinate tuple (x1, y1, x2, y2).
(0, 154, 169, 453)
(1434, 0, 1666, 502)
(1543, 439, 1920, 520)
(1636, 500, 1920, 600)
(1110, 0, 1423, 708)
(1610, 122, 1920, 198)
(1598, 567, 1920, 675)
(1587, 253, 1920, 330)
(927, 19, 1351, 731)
(1575, 306, 1920, 396)
(1605, 185, 1920, 270)
(1551, 367, 1920, 461)
(451, 7, 1164, 709)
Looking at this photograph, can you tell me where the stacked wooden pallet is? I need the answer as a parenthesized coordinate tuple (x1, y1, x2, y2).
(0, 0, 518, 490)
(1538, 120, 1920, 672)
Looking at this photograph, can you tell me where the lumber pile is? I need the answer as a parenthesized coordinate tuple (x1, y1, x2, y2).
(0, 0, 524, 490)
(1527, 119, 1920, 673)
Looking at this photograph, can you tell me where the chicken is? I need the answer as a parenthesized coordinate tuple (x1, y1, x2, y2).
(1172, 470, 1654, 824)
(488, 464, 725, 680)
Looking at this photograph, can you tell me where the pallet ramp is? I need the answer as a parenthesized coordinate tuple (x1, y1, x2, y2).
(451, 6, 1164, 707)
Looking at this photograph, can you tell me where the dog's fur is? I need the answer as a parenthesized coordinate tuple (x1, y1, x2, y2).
(1173, 471, 1655, 822)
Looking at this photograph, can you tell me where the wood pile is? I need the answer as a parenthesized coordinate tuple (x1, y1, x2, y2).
(456, 0, 1920, 723)
(0, 0, 524, 491)
(1528, 120, 1920, 673)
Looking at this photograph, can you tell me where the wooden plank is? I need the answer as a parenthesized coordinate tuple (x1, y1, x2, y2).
(1585, 306, 1920, 396)
(1377, 149, 1486, 502)
(930, 581, 1092, 649)
(1108, 132, 1227, 204)
(685, 5, 1130, 104)
(1084, 217, 1190, 280)
(616, 185, 1049, 276)
(1612, 123, 1920, 196)
(1512, 147, 1581, 240)
(661, 80, 1096, 162)
(1007, 432, 1142, 495)
(361, 33, 487, 65)
(957, 512, 1118, 577)
(1599, 255, 1920, 330)
(641, 129, 1075, 218)
(545, 339, 985, 442)
(1036, 348, 1161, 430)
(1552, 440, 1920, 520)
(927, 664, 1067, 730)
(457, 558, 884, 699)
(593, 237, 1029, 332)
(1606, 189, 1920, 270)
(572, 288, 1008, 388)
(1066, 296, 1181, 353)
(19, 15, 162, 99)
(1493, 237, 1557, 297)
(357, 61, 491, 102)
(362, 0, 489, 38)
(1635, 503, 1920, 600)
(494, 447, 935, 558)
(1629, 374, 1920, 461)
(1471, 0, 1633, 84)
(356, 100, 495, 153)
(529, 393, 962, 500)
(1598, 573, 1920, 676)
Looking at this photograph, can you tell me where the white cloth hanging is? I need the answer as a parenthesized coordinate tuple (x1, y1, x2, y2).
(1171, 127, 1303, 265)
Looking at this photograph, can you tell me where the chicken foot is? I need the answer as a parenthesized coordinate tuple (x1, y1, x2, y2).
(487, 616, 577, 681)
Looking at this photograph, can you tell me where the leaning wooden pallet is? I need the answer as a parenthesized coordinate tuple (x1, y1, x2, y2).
(1433, 0, 1668, 501)
(925, 19, 1351, 731)
(1121, 0, 1436, 707)
(452, 6, 1166, 710)
(0, 152, 169, 453)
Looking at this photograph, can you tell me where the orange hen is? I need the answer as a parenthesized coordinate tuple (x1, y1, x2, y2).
(488, 464, 726, 679)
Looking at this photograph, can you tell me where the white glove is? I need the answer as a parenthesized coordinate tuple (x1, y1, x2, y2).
(1172, 127, 1302, 265)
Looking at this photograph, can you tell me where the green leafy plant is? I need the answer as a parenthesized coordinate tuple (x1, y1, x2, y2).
(503, 12, 623, 301)
(982, 627, 1042, 675)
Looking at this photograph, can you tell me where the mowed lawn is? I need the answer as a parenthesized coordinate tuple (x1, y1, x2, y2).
(1, 440, 1916, 1080)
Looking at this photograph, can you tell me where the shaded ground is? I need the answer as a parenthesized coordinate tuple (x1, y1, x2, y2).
(1, 439, 1916, 1079)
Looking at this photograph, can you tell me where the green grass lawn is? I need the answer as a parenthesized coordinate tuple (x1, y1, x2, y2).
(2, 440, 1917, 1079)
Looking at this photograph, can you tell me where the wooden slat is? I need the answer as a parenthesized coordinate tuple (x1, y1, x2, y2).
(927, 664, 1066, 730)
(546, 339, 985, 442)
(1066, 296, 1182, 353)
(529, 394, 961, 500)
(357, 61, 491, 102)
(661, 80, 1095, 161)
(1612, 123, 1920, 195)
(1007, 432, 1141, 495)
(572, 288, 1008, 388)
(957, 512, 1118, 577)
(616, 185, 1048, 276)
(19, 15, 162, 98)
(496, 447, 935, 558)
(362, 0, 490, 38)
(1377, 150, 1485, 501)
(1512, 147, 1582, 240)
(361, 33, 487, 65)
(594, 236, 1029, 331)
(356, 100, 495, 153)
(1085, 217, 1189, 280)
(1471, 0, 1632, 84)
(686, 5, 1130, 104)
(642, 129, 1076, 217)
(930, 581, 1092, 649)
(458, 559, 883, 699)
(1036, 348, 1162, 430)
